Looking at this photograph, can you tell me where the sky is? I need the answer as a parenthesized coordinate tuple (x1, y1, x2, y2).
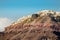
(0, 0, 60, 31)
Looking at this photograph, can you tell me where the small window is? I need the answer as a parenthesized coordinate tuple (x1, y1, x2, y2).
(38, 36, 47, 40)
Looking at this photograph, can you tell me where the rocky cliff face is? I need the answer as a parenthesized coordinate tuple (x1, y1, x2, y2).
(1, 10, 60, 40)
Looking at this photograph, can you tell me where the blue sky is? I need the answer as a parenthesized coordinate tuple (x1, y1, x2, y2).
(0, 0, 60, 31)
(0, 0, 60, 20)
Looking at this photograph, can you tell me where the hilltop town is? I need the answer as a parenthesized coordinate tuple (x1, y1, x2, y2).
(0, 10, 60, 40)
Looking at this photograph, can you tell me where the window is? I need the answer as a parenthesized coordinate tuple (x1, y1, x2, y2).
(38, 36, 47, 40)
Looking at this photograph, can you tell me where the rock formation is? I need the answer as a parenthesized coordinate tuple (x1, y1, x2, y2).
(0, 10, 60, 40)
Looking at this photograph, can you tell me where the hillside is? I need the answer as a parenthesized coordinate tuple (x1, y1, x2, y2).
(0, 10, 60, 40)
